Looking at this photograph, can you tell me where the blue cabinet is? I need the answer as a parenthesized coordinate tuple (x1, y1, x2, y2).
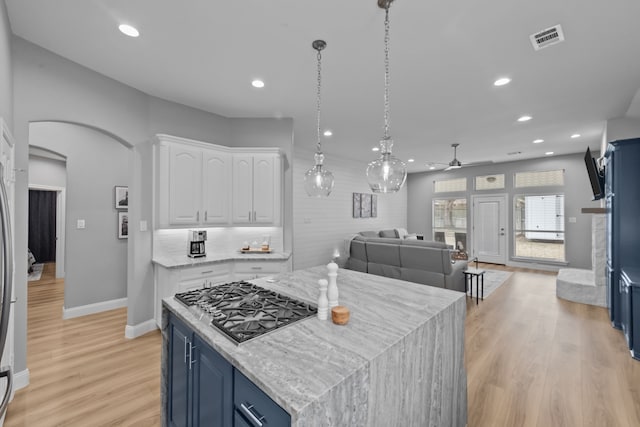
(620, 268, 640, 360)
(167, 314, 233, 427)
(605, 138, 640, 330)
(166, 313, 290, 426)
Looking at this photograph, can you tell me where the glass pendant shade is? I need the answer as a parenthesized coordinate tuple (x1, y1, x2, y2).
(366, 137, 407, 193)
(304, 152, 335, 197)
(367, 0, 406, 194)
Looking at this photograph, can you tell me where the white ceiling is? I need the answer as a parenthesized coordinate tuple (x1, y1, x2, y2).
(6, 0, 640, 172)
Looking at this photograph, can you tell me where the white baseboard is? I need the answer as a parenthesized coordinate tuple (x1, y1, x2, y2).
(13, 368, 29, 391)
(62, 297, 128, 320)
(125, 319, 158, 339)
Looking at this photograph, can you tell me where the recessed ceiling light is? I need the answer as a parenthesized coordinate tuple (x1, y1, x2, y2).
(517, 115, 532, 122)
(323, 130, 332, 137)
(533, 139, 544, 144)
(118, 24, 139, 38)
(545, 151, 554, 155)
(372, 147, 380, 152)
(571, 133, 581, 139)
(429, 165, 436, 170)
(494, 77, 511, 86)
(407, 158, 415, 163)
(251, 79, 265, 88)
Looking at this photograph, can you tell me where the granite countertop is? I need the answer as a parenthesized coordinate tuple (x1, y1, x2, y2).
(162, 265, 467, 426)
(152, 250, 291, 268)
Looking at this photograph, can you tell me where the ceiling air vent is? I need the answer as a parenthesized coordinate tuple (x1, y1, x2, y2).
(530, 25, 565, 51)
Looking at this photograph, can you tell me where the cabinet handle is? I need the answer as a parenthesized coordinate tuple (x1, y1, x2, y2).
(196, 211, 200, 222)
(251, 267, 262, 270)
(248, 211, 251, 222)
(205, 211, 208, 222)
(189, 344, 197, 370)
(200, 270, 213, 275)
(240, 403, 265, 427)
(183, 337, 188, 364)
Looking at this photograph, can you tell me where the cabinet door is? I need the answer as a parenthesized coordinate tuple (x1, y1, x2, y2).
(167, 316, 191, 427)
(252, 155, 280, 225)
(202, 150, 231, 225)
(169, 144, 203, 225)
(232, 155, 254, 224)
(192, 335, 233, 427)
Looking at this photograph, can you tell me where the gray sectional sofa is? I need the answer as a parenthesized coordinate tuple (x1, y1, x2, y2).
(345, 230, 468, 292)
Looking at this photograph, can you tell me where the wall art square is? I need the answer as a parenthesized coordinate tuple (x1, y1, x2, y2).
(115, 186, 128, 209)
(371, 195, 377, 217)
(118, 211, 128, 239)
(352, 193, 361, 218)
(361, 194, 372, 218)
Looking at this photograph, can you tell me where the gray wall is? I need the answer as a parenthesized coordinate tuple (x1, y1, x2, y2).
(0, 1, 11, 124)
(407, 153, 600, 269)
(28, 155, 66, 188)
(29, 122, 132, 308)
(11, 37, 294, 375)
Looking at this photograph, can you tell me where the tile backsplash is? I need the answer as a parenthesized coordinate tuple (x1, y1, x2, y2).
(154, 227, 284, 257)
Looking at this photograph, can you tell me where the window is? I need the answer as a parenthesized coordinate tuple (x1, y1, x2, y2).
(514, 194, 565, 261)
(433, 198, 467, 250)
(475, 174, 505, 190)
(434, 178, 466, 193)
(514, 170, 564, 188)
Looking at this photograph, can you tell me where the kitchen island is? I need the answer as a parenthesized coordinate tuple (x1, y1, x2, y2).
(161, 265, 467, 426)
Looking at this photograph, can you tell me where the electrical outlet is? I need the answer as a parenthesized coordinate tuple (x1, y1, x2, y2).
(77, 219, 85, 229)
(140, 220, 148, 232)
(568, 217, 577, 223)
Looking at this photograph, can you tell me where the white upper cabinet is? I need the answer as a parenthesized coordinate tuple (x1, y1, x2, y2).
(155, 134, 281, 229)
(202, 150, 232, 225)
(232, 153, 281, 225)
(168, 143, 203, 225)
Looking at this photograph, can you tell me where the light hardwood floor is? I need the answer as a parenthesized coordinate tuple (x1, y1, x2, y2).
(5, 263, 161, 426)
(5, 262, 640, 426)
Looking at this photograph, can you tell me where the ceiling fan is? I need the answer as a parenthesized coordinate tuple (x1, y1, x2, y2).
(436, 143, 493, 171)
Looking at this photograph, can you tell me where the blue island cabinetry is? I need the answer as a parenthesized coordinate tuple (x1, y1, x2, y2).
(166, 313, 290, 427)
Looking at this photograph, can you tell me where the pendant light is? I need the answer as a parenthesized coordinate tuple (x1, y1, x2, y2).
(304, 40, 335, 197)
(366, 0, 407, 193)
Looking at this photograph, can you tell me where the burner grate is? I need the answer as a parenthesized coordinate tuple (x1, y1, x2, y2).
(175, 281, 316, 344)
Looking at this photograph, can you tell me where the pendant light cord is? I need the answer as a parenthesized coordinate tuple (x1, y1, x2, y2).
(383, 4, 391, 140)
(316, 48, 323, 154)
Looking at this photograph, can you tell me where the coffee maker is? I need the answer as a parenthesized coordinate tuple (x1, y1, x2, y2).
(187, 230, 207, 258)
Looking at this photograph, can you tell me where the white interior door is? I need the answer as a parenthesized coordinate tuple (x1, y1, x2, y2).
(472, 195, 507, 264)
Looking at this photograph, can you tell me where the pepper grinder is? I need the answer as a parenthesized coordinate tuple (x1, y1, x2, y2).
(327, 260, 339, 308)
(317, 279, 329, 320)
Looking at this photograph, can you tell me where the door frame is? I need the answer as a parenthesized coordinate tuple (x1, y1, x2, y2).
(28, 184, 66, 279)
(470, 193, 508, 264)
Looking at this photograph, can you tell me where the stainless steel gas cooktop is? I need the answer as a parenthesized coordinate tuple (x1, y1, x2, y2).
(175, 281, 317, 344)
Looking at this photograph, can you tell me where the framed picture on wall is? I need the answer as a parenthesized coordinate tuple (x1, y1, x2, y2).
(371, 195, 377, 217)
(361, 194, 372, 218)
(352, 193, 361, 218)
(118, 211, 129, 239)
(115, 186, 128, 209)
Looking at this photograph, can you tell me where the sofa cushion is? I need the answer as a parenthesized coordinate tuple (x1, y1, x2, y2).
(400, 244, 448, 274)
(379, 229, 400, 238)
(359, 230, 380, 238)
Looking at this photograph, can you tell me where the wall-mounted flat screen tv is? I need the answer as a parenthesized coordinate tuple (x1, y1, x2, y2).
(584, 147, 604, 200)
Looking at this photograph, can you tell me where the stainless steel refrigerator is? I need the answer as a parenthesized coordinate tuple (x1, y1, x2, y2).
(0, 162, 13, 418)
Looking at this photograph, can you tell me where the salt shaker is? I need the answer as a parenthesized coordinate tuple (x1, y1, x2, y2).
(317, 279, 329, 320)
(327, 261, 339, 308)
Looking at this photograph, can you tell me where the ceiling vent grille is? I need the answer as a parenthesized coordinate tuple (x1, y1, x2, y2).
(530, 25, 565, 51)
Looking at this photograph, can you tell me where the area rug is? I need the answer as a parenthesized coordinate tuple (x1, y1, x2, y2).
(477, 269, 513, 298)
(28, 263, 44, 282)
